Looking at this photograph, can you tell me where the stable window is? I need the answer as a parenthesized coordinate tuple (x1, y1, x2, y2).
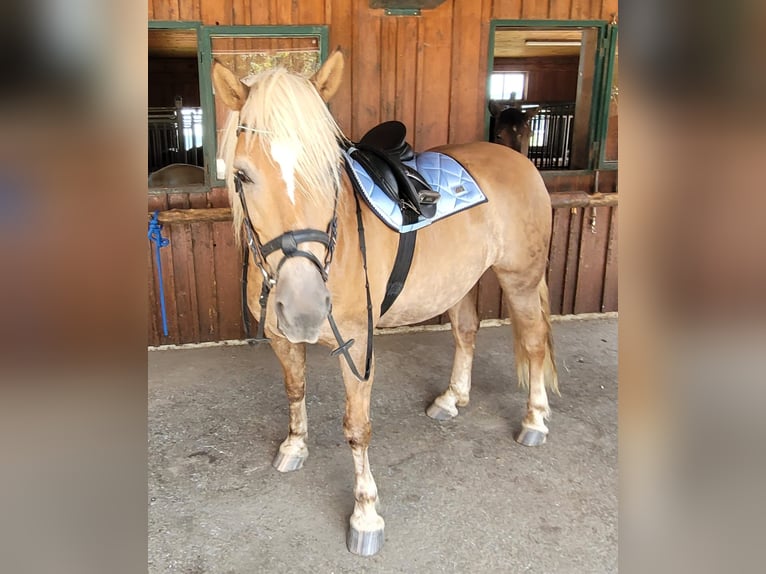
(489, 72, 526, 101)
(488, 21, 608, 171)
(148, 24, 206, 188)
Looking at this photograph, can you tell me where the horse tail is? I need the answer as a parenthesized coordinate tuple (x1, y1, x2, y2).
(511, 276, 559, 396)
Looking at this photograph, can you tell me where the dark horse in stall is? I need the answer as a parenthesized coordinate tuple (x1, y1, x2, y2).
(488, 100, 538, 156)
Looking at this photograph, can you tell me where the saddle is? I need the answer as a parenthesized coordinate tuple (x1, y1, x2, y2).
(342, 121, 487, 317)
(350, 121, 440, 219)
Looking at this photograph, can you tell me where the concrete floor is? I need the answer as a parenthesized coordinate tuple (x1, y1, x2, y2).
(149, 317, 617, 573)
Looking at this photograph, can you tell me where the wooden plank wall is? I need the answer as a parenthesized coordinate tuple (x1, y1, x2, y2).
(148, 198, 618, 346)
(148, 0, 617, 144)
(147, 0, 619, 345)
(493, 56, 579, 102)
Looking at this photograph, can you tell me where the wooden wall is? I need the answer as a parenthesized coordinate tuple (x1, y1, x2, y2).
(148, 0, 619, 345)
(148, 0, 618, 145)
(147, 197, 617, 346)
(494, 56, 579, 102)
(148, 58, 200, 107)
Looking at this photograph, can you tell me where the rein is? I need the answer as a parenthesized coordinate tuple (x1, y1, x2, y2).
(234, 141, 373, 381)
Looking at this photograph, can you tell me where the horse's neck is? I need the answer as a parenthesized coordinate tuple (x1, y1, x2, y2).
(332, 175, 390, 274)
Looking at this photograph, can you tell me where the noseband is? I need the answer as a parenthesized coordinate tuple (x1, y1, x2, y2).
(233, 146, 373, 381)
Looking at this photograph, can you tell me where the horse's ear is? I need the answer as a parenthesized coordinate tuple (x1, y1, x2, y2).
(488, 100, 505, 117)
(311, 48, 344, 102)
(212, 60, 248, 111)
(524, 107, 539, 121)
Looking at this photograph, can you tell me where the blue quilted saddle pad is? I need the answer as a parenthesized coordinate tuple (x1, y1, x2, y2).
(344, 150, 488, 233)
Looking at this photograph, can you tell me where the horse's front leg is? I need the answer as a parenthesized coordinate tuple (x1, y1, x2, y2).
(269, 336, 309, 472)
(340, 351, 385, 556)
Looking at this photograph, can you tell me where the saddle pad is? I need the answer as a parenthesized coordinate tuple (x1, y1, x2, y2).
(344, 150, 488, 233)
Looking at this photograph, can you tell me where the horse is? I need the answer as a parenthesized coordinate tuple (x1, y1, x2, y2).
(488, 100, 538, 156)
(147, 163, 205, 187)
(212, 50, 558, 556)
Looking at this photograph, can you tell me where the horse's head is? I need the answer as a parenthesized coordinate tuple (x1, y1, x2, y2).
(213, 50, 346, 344)
(488, 101, 537, 155)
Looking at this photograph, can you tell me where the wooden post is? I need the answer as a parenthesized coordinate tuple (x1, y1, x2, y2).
(570, 28, 599, 169)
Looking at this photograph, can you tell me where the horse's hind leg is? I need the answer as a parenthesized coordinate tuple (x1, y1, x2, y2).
(269, 336, 309, 471)
(495, 273, 559, 446)
(426, 289, 480, 421)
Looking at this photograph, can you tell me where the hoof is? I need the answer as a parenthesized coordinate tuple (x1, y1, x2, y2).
(272, 450, 306, 472)
(426, 401, 457, 421)
(347, 525, 384, 556)
(516, 426, 547, 447)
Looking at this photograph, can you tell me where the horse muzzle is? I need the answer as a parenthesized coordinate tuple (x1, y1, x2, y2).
(273, 259, 331, 344)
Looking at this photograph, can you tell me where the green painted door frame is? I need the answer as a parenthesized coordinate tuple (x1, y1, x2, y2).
(487, 20, 609, 173)
(596, 24, 618, 170)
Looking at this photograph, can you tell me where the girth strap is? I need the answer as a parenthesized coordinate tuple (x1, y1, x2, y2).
(380, 211, 417, 316)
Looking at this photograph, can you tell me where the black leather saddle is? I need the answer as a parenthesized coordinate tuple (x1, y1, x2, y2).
(350, 121, 440, 219)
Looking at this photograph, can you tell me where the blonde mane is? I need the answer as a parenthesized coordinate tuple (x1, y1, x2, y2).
(220, 67, 347, 245)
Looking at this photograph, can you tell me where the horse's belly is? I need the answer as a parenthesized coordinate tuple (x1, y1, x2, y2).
(375, 238, 490, 328)
(376, 279, 477, 328)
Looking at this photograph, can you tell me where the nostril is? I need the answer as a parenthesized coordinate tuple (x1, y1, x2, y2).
(324, 295, 331, 310)
(276, 301, 285, 318)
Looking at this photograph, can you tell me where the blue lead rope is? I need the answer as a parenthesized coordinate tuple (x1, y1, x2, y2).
(148, 211, 170, 337)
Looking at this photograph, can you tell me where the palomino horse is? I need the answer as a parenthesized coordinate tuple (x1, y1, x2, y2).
(147, 163, 205, 187)
(212, 50, 558, 556)
(488, 100, 538, 155)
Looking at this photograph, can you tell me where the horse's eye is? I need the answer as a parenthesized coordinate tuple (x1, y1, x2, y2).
(236, 170, 252, 184)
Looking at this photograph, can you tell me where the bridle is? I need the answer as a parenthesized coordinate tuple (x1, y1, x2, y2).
(234, 125, 373, 381)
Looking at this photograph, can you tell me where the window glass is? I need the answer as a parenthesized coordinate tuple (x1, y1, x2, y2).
(489, 72, 526, 101)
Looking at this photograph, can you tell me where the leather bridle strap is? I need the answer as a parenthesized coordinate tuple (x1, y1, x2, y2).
(327, 181, 373, 382)
(261, 229, 330, 281)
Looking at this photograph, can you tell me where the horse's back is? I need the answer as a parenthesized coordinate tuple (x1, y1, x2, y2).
(431, 142, 550, 216)
(376, 142, 551, 327)
(433, 141, 552, 262)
